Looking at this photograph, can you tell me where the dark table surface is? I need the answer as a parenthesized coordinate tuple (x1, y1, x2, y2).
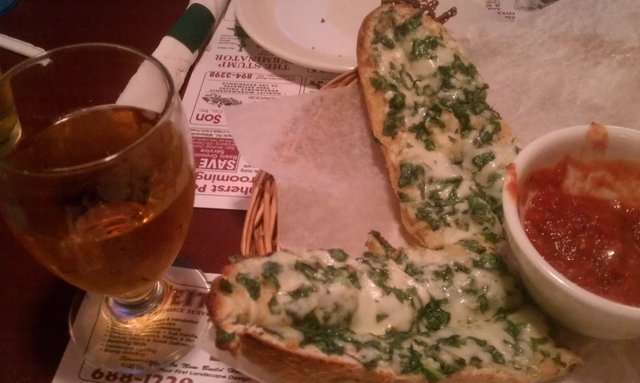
(0, 1, 245, 381)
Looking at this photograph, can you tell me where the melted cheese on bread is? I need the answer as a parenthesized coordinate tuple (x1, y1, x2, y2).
(212, 234, 578, 382)
(357, 4, 518, 250)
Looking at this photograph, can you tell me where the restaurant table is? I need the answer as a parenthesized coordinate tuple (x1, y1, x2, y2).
(0, 1, 245, 381)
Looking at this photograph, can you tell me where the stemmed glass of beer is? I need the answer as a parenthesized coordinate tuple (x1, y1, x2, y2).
(0, 43, 207, 374)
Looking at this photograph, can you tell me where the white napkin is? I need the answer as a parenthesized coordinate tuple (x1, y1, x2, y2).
(117, 0, 230, 111)
(460, 0, 640, 145)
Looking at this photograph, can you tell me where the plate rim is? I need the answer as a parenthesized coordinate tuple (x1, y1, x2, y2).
(234, 0, 365, 73)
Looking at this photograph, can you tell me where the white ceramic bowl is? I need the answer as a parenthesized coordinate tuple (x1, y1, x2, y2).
(502, 124, 640, 339)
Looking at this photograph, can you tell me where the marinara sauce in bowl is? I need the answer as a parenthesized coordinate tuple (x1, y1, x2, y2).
(503, 123, 640, 339)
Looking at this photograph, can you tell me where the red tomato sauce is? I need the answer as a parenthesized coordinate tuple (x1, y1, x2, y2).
(520, 155, 640, 307)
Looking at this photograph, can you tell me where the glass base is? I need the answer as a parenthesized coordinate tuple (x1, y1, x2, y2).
(68, 267, 210, 375)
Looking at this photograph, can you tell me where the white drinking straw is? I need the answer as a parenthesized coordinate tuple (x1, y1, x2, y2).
(0, 33, 45, 58)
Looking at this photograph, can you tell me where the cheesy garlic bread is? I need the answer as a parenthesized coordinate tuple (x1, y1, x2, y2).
(357, 2, 518, 250)
(207, 3, 579, 382)
(210, 233, 578, 383)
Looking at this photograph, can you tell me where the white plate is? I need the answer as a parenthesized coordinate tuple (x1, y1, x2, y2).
(234, 0, 379, 73)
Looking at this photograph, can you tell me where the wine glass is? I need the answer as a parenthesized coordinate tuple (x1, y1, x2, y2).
(0, 43, 208, 374)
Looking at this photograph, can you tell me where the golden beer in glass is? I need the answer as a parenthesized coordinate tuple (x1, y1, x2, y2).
(0, 43, 205, 373)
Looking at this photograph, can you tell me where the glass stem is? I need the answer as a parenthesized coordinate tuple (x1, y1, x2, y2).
(106, 280, 166, 320)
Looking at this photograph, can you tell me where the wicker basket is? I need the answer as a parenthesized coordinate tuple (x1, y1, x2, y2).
(240, 69, 359, 256)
